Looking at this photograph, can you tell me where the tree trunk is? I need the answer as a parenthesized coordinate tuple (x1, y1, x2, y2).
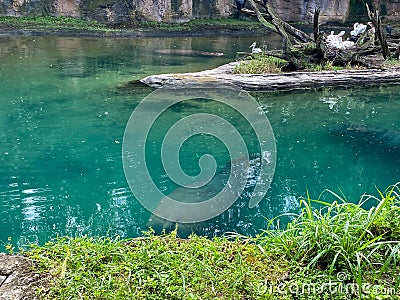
(313, 7, 320, 42)
(366, 3, 390, 59)
(246, 0, 303, 69)
(241, 4, 312, 43)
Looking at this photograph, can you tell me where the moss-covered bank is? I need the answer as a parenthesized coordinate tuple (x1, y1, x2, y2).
(8, 183, 400, 299)
(0, 16, 265, 37)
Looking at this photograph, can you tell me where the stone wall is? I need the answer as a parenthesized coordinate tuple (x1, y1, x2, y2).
(0, 0, 398, 24)
(374, 0, 400, 22)
(269, 0, 350, 24)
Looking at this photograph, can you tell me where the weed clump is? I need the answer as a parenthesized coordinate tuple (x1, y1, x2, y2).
(234, 53, 286, 74)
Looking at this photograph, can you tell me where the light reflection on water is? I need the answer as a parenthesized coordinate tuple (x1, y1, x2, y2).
(0, 34, 399, 251)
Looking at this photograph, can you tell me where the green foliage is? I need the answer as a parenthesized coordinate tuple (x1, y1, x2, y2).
(134, 17, 261, 32)
(24, 184, 400, 299)
(382, 58, 400, 67)
(258, 184, 400, 283)
(0, 16, 107, 31)
(305, 61, 344, 72)
(0, 16, 261, 33)
(3, 236, 14, 254)
(235, 56, 352, 74)
(26, 231, 288, 299)
(234, 54, 286, 74)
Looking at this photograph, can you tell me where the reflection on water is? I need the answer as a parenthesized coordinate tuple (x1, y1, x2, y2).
(0, 34, 400, 250)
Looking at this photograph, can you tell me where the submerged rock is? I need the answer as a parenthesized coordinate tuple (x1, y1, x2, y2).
(154, 49, 224, 57)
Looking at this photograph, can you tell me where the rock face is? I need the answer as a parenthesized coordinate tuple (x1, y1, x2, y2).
(0, 253, 50, 300)
(269, 0, 350, 24)
(53, 0, 81, 18)
(0, 0, 44, 16)
(0, 0, 398, 24)
(375, 0, 400, 22)
(0, 0, 236, 24)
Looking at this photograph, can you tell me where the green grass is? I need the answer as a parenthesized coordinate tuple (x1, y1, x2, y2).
(0, 16, 262, 32)
(304, 61, 347, 72)
(109, 17, 262, 32)
(26, 232, 289, 299)
(234, 53, 287, 74)
(259, 186, 400, 291)
(0, 16, 109, 31)
(382, 58, 400, 68)
(23, 183, 400, 299)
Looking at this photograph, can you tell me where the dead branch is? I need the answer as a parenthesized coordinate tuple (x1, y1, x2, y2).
(366, 3, 390, 59)
(313, 7, 320, 42)
(237, 0, 400, 70)
(241, 1, 312, 43)
(247, 0, 304, 69)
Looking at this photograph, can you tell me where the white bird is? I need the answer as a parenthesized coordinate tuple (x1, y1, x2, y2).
(350, 22, 367, 37)
(249, 42, 262, 54)
(325, 31, 354, 50)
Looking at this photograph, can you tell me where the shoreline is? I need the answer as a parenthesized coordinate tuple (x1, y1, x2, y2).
(140, 61, 400, 91)
(0, 27, 266, 38)
(2, 184, 400, 299)
(0, 16, 268, 38)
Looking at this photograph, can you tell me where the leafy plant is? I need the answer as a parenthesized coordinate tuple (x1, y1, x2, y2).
(257, 184, 400, 282)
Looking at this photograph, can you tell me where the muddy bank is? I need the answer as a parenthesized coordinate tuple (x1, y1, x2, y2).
(140, 62, 400, 91)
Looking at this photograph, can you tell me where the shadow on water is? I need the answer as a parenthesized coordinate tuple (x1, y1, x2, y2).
(146, 154, 266, 238)
(328, 124, 400, 161)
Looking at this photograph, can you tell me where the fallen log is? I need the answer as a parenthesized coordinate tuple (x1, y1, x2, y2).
(140, 62, 400, 91)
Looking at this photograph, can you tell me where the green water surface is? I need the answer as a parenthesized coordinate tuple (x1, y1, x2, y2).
(0, 34, 399, 250)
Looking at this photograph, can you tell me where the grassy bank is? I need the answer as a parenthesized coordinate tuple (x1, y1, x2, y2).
(0, 16, 262, 34)
(22, 183, 400, 299)
(0, 16, 109, 31)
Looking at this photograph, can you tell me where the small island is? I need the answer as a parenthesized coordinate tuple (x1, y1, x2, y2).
(142, 0, 400, 92)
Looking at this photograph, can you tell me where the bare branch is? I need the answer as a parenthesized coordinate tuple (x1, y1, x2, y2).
(366, 3, 390, 59)
(313, 7, 320, 42)
(241, 0, 312, 43)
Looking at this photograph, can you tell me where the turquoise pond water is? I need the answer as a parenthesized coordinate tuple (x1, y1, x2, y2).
(1, 34, 400, 250)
